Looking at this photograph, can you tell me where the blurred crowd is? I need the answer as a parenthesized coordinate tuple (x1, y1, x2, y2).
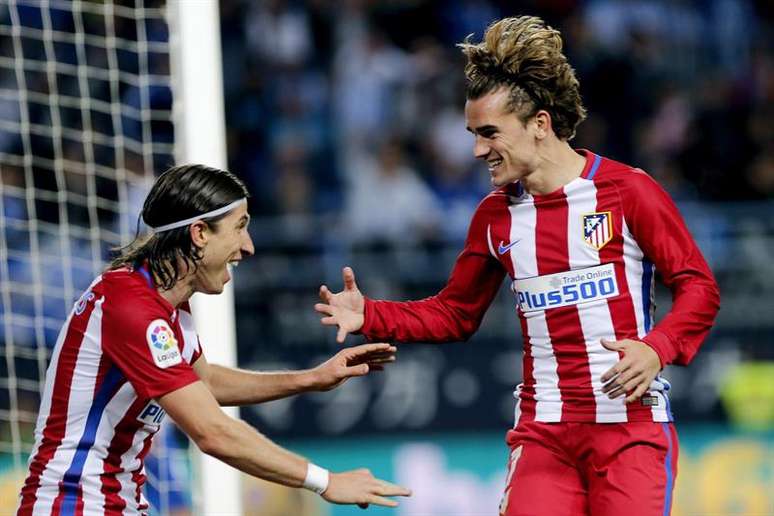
(221, 0, 773, 245)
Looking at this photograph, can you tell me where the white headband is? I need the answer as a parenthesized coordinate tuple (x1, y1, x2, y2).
(149, 198, 247, 233)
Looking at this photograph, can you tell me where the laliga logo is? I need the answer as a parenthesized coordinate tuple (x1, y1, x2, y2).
(150, 325, 177, 351)
(146, 319, 182, 368)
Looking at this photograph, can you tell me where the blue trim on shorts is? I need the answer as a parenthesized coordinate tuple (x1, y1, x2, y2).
(661, 423, 675, 516)
(60, 366, 124, 515)
(586, 153, 602, 180)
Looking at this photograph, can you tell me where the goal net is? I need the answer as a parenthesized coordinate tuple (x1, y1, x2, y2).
(0, 0, 204, 512)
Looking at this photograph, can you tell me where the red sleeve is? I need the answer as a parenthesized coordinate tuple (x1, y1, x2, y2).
(102, 294, 201, 399)
(362, 200, 506, 342)
(620, 169, 720, 366)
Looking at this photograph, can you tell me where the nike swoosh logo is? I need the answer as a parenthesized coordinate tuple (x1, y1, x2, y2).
(498, 240, 520, 255)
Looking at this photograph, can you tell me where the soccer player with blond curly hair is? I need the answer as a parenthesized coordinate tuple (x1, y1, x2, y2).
(19, 165, 410, 515)
(316, 16, 719, 516)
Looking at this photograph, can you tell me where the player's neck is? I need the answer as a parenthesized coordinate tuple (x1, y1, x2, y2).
(522, 140, 586, 196)
(158, 276, 195, 308)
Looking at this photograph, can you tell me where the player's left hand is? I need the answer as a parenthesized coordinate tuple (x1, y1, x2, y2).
(600, 338, 661, 404)
(309, 343, 397, 391)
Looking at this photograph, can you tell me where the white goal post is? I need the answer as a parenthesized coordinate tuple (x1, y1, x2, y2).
(167, 1, 243, 514)
(0, 0, 241, 513)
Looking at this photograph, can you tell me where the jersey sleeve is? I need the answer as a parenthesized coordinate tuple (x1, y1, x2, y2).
(101, 294, 201, 399)
(362, 199, 506, 342)
(620, 169, 720, 366)
(179, 302, 204, 365)
(190, 340, 203, 365)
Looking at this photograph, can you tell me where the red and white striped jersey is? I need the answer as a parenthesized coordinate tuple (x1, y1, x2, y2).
(18, 265, 203, 515)
(362, 150, 720, 424)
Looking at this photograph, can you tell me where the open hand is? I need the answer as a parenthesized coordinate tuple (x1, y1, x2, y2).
(323, 468, 411, 508)
(600, 338, 661, 403)
(315, 267, 365, 343)
(309, 343, 397, 391)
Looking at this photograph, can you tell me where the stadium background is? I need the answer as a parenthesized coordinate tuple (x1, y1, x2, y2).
(1, 0, 773, 514)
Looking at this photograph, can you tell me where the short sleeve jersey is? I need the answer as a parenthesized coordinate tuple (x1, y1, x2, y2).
(19, 265, 203, 516)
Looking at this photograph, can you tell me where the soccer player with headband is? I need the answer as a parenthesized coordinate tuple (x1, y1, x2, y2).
(148, 197, 248, 233)
(18, 164, 410, 514)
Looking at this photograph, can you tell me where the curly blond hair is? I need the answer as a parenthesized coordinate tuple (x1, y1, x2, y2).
(458, 16, 586, 140)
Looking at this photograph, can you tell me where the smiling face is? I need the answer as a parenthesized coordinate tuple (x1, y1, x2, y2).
(193, 203, 254, 295)
(465, 87, 541, 187)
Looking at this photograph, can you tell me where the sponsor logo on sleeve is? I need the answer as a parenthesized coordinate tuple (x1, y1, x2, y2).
(137, 400, 167, 428)
(146, 319, 182, 369)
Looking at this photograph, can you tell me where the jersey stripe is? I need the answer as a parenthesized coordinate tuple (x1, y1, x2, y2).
(101, 394, 146, 514)
(79, 355, 116, 515)
(83, 378, 146, 515)
(620, 218, 671, 421)
(508, 198, 561, 422)
(50, 487, 65, 515)
(54, 297, 114, 516)
(18, 287, 101, 514)
(133, 434, 155, 511)
(515, 316, 535, 423)
(621, 219, 647, 338)
(47, 296, 109, 515)
(17, 318, 69, 516)
(661, 423, 676, 516)
(592, 179, 640, 422)
(642, 258, 655, 332)
(60, 368, 124, 513)
(485, 198, 530, 424)
(536, 192, 594, 421)
(565, 179, 626, 421)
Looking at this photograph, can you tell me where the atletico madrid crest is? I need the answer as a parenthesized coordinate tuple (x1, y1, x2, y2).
(582, 211, 613, 250)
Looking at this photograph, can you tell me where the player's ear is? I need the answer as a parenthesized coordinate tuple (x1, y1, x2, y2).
(533, 110, 551, 140)
(189, 220, 208, 247)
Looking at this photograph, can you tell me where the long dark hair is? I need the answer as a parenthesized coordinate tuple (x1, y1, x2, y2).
(111, 164, 249, 290)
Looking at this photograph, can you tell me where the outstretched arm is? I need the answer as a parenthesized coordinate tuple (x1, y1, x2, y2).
(315, 200, 506, 344)
(316, 252, 505, 344)
(159, 381, 411, 507)
(194, 343, 397, 406)
(361, 250, 506, 343)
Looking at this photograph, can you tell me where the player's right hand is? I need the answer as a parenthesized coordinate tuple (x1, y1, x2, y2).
(309, 343, 397, 391)
(322, 468, 411, 508)
(315, 266, 366, 343)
